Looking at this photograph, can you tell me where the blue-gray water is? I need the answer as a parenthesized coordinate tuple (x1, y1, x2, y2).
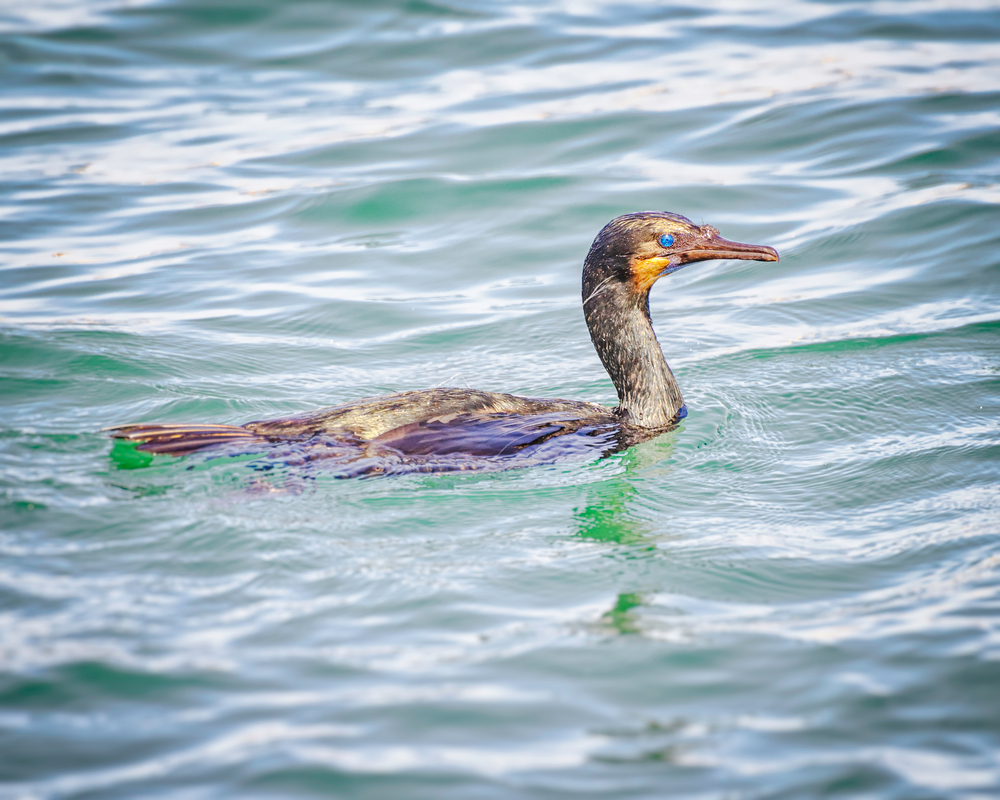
(2, 1, 1000, 797)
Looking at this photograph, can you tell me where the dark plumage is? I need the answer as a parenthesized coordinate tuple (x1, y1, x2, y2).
(108, 212, 778, 471)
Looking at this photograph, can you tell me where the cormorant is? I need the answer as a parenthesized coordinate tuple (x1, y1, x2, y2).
(108, 212, 778, 472)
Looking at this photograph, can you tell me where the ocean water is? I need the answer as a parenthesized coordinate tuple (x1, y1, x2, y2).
(2, 1, 1000, 797)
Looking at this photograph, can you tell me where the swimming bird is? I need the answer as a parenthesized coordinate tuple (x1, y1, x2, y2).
(108, 212, 777, 470)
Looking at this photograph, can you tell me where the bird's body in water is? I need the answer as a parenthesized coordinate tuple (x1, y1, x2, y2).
(109, 212, 778, 476)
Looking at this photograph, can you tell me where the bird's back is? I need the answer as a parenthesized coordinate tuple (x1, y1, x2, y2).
(245, 388, 611, 440)
(109, 388, 621, 468)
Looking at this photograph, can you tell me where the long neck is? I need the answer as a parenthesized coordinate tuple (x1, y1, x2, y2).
(583, 279, 683, 428)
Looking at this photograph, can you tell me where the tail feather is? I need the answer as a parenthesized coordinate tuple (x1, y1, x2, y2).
(106, 423, 264, 456)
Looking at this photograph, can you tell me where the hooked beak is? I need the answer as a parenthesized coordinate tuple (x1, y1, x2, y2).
(677, 229, 779, 266)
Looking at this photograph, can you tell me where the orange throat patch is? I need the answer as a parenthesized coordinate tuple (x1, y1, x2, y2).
(630, 254, 674, 294)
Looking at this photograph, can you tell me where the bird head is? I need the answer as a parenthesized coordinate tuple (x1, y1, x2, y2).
(584, 211, 779, 296)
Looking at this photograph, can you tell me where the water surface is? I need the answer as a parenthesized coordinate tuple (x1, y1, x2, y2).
(2, 1, 1000, 798)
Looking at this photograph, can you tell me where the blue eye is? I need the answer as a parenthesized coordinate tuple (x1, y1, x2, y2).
(659, 234, 674, 248)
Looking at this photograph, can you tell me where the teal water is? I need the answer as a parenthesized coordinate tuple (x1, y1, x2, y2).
(2, 1, 1000, 797)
